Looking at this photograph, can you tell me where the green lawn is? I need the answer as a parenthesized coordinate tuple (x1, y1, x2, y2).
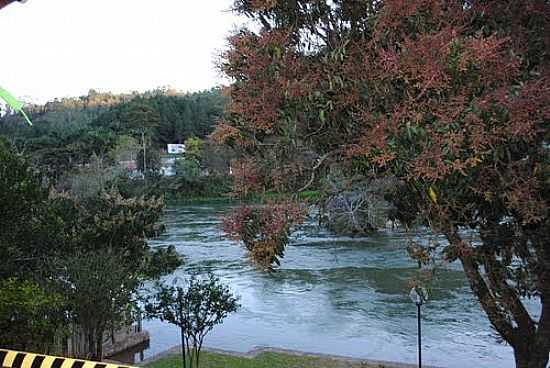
(144, 351, 379, 368)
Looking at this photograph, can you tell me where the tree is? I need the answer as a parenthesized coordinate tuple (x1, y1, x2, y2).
(0, 141, 73, 353)
(175, 158, 200, 179)
(0, 139, 47, 278)
(0, 137, 181, 358)
(121, 101, 160, 179)
(137, 147, 161, 176)
(0, 278, 66, 353)
(0, 138, 69, 279)
(145, 273, 239, 368)
(53, 190, 182, 360)
(217, 1, 550, 366)
(58, 251, 138, 360)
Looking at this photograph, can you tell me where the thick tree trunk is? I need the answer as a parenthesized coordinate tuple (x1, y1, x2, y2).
(95, 329, 103, 362)
(87, 331, 95, 360)
(445, 228, 550, 368)
(513, 340, 549, 368)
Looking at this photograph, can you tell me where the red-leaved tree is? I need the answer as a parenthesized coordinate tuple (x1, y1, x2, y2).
(216, 1, 550, 366)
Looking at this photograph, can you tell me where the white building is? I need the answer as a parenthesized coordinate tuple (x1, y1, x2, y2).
(167, 144, 185, 154)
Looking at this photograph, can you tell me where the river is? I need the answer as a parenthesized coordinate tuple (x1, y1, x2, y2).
(139, 203, 515, 367)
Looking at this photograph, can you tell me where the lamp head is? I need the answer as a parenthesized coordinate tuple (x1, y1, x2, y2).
(409, 286, 428, 306)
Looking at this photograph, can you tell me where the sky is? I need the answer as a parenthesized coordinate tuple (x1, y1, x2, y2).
(0, 0, 244, 104)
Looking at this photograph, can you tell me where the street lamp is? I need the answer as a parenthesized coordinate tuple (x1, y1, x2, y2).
(410, 286, 428, 368)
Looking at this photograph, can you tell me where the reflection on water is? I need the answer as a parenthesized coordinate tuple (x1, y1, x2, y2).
(141, 204, 515, 368)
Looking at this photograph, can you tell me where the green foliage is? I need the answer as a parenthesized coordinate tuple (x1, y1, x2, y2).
(145, 351, 371, 368)
(0, 140, 181, 357)
(183, 137, 203, 160)
(0, 138, 64, 279)
(145, 273, 239, 368)
(157, 175, 232, 199)
(109, 135, 140, 162)
(175, 158, 201, 178)
(57, 251, 138, 360)
(0, 278, 66, 353)
(137, 147, 162, 175)
(0, 88, 226, 182)
(50, 190, 181, 359)
(93, 89, 225, 148)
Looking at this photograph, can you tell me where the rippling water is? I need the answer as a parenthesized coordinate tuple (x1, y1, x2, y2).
(140, 203, 515, 367)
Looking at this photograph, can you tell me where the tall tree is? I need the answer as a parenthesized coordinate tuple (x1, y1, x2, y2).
(217, 1, 550, 366)
(53, 190, 181, 360)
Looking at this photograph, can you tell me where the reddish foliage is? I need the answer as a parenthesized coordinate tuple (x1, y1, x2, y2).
(223, 201, 305, 269)
(220, 1, 550, 363)
(229, 157, 264, 197)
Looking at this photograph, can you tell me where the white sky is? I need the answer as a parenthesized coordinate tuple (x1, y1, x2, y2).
(0, 0, 244, 103)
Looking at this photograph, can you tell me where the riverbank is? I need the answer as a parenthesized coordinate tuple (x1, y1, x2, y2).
(165, 190, 320, 204)
(139, 345, 441, 368)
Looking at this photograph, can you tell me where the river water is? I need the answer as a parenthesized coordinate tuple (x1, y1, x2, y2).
(140, 203, 515, 367)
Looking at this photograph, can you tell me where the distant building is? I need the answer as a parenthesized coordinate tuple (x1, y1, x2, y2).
(167, 144, 185, 154)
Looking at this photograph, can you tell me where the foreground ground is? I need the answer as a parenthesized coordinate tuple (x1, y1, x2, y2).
(143, 351, 376, 368)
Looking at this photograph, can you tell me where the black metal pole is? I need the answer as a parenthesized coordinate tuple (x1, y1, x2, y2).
(417, 303, 422, 368)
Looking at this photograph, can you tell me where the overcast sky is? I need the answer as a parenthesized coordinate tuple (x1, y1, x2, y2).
(0, 0, 243, 103)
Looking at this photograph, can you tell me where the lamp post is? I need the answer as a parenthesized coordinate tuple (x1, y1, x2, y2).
(409, 286, 428, 368)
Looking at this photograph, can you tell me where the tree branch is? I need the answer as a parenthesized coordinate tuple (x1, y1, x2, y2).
(446, 229, 516, 344)
(298, 150, 338, 192)
(482, 250, 535, 334)
(0, 0, 18, 11)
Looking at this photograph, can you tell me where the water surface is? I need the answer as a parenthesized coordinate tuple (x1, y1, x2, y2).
(141, 203, 515, 367)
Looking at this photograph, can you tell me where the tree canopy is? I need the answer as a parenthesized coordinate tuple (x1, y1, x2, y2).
(217, 1, 550, 367)
(0, 88, 226, 181)
(0, 139, 181, 359)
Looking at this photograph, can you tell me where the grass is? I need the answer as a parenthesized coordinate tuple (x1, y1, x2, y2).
(166, 190, 321, 205)
(144, 351, 379, 368)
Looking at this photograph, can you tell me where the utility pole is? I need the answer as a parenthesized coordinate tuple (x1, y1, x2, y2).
(142, 130, 146, 183)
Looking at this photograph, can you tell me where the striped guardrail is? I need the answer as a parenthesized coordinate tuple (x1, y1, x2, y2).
(0, 350, 135, 368)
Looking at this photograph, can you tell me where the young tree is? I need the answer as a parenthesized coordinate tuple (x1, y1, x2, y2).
(145, 273, 239, 368)
(217, 1, 550, 366)
(53, 190, 181, 360)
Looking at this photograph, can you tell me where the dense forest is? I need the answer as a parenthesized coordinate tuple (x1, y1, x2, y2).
(0, 87, 233, 198)
(0, 88, 224, 174)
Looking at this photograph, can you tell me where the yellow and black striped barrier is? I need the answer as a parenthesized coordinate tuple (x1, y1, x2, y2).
(0, 350, 135, 368)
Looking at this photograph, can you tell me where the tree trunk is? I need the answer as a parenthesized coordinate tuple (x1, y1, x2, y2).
(513, 340, 549, 368)
(87, 331, 95, 360)
(180, 328, 187, 368)
(95, 329, 103, 362)
(445, 228, 550, 368)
